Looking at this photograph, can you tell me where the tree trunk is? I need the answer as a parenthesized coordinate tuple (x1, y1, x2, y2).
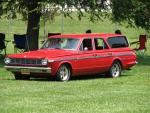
(26, 1, 40, 51)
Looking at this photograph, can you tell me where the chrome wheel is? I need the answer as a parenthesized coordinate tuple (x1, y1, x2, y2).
(108, 61, 121, 78)
(111, 63, 120, 77)
(56, 64, 71, 82)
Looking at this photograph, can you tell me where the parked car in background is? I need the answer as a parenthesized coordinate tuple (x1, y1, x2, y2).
(4, 34, 137, 81)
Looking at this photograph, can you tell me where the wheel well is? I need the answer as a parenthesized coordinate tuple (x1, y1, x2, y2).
(113, 59, 123, 69)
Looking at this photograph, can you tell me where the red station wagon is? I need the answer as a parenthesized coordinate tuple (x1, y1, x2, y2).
(4, 34, 137, 81)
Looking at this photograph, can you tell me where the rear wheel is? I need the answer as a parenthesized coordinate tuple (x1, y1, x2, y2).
(108, 61, 122, 78)
(56, 64, 71, 82)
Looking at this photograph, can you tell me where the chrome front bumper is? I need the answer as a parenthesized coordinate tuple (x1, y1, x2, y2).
(5, 66, 51, 74)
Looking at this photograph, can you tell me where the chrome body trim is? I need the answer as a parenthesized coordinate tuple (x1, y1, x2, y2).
(5, 66, 51, 74)
(48, 53, 133, 62)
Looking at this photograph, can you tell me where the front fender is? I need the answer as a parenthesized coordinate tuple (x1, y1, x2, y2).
(50, 60, 72, 76)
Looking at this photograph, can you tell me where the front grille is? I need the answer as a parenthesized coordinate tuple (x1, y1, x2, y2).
(11, 58, 42, 65)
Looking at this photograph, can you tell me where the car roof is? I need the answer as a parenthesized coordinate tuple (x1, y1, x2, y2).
(48, 33, 123, 39)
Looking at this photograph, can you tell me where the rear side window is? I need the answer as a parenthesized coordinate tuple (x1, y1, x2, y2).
(94, 38, 108, 50)
(107, 36, 129, 48)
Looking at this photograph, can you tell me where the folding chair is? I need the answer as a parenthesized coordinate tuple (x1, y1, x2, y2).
(130, 35, 147, 57)
(0, 33, 10, 56)
(13, 34, 26, 53)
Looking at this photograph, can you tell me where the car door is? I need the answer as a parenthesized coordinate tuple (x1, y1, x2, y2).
(93, 37, 112, 73)
(74, 38, 96, 76)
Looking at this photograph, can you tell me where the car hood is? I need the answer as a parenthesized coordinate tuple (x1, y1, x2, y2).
(7, 49, 77, 59)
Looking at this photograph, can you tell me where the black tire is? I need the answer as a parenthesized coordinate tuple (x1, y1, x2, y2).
(107, 61, 122, 78)
(56, 64, 71, 82)
(14, 74, 30, 80)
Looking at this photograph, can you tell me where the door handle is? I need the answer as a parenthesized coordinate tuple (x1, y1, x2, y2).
(93, 54, 98, 56)
(94, 54, 100, 58)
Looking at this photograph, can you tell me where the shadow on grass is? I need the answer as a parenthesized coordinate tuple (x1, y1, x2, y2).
(3, 72, 133, 82)
(71, 74, 106, 81)
(5, 74, 106, 82)
(137, 55, 150, 66)
(9, 74, 130, 82)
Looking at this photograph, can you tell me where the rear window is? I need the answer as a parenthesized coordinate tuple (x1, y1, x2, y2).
(107, 36, 129, 48)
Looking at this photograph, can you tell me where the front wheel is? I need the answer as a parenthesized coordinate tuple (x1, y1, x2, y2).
(108, 61, 122, 78)
(56, 64, 71, 82)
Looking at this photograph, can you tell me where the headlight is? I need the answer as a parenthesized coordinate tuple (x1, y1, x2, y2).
(4, 57, 11, 64)
(41, 59, 48, 65)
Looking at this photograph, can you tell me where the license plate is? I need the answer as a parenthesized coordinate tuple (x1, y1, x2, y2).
(21, 69, 30, 75)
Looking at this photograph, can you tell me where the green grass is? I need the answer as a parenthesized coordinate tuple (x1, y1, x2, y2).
(0, 14, 150, 113)
(0, 13, 146, 39)
(0, 67, 150, 113)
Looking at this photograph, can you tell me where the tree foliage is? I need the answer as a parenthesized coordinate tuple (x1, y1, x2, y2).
(112, 0, 150, 30)
(1, 0, 149, 50)
(0, 0, 109, 22)
(0, 0, 109, 50)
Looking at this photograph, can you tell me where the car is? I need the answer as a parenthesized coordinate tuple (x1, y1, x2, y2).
(4, 33, 137, 81)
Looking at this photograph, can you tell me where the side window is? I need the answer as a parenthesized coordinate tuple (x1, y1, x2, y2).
(107, 36, 129, 48)
(94, 38, 108, 50)
(80, 39, 93, 51)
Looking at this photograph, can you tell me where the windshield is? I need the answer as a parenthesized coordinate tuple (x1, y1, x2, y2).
(41, 38, 79, 50)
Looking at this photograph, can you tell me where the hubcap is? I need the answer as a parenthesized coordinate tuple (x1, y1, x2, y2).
(59, 66, 70, 81)
(111, 64, 120, 77)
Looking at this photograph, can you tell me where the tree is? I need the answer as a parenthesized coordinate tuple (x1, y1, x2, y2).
(26, 0, 41, 51)
(0, 0, 41, 51)
(0, 0, 109, 51)
(1, 0, 149, 51)
(111, 0, 150, 31)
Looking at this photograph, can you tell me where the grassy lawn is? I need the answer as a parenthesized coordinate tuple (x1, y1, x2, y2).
(0, 15, 150, 113)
